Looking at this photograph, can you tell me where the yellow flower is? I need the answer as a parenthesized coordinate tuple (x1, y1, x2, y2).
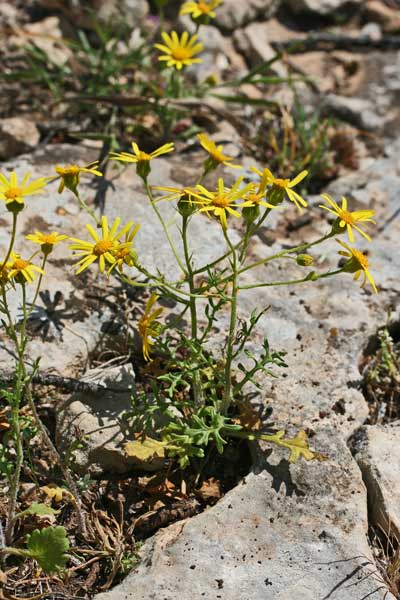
(154, 31, 203, 70)
(7, 252, 45, 284)
(54, 162, 102, 193)
(191, 177, 253, 229)
(241, 169, 278, 210)
(138, 293, 163, 361)
(110, 142, 174, 179)
(107, 222, 140, 274)
(320, 194, 376, 242)
(251, 167, 308, 211)
(110, 142, 174, 165)
(26, 231, 68, 254)
(337, 239, 377, 294)
(180, 0, 222, 19)
(70, 216, 134, 275)
(197, 133, 241, 170)
(0, 171, 47, 211)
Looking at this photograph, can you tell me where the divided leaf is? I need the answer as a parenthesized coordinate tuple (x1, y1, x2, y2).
(26, 526, 69, 573)
(259, 430, 327, 463)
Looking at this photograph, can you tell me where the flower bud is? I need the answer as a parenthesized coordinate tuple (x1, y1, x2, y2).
(6, 200, 24, 214)
(136, 160, 151, 181)
(242, 205, 260, 226)
(330, 218, 346, 236)
(267, 187, 285, 206)
(296, 254, 314, 267)
(178, 195, 197, 217)
(306, 271, 319, 281)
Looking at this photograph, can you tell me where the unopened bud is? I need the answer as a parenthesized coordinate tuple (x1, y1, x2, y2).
(296, 254, 314, 267)
(242, 205, 260, 225)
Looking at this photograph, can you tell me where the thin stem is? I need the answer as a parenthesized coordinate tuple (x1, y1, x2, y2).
(182, 216, 202, 405)
(221, 229, 238, 415)
(27, 255, 47, 318)
(238, 232, 333, 277)
(4, 284, 27, 545)
(143, 178, 186, 274)
(1, 212, 17, 269)
(131, 264, 199, 301)
(74, 189, 101, 226)
(238, 268, 344, 290)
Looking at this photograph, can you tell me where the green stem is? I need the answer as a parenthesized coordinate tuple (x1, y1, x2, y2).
(182, 216, 202, 405)
(27, 255, 47, 318)
(221, 229, 238, 415)
(144, 179, 186, 274)
(74, 189, 100, 226)
(1, 212, 17, 269)
(4, 284, 27, 545)
(238, 268, 344, 291)
(238, 232, 333, 278)
(0, 547, 31, 559)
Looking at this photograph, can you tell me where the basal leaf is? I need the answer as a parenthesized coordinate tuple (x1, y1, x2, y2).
(26, 526, 69, 573)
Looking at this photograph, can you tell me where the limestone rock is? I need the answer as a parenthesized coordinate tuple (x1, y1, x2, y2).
(216, 0, 281, 31)
(56, 364, 142, 476)
(353, 423, 400, 540)
(91, 0, 149, 26)
(322, 94, 386, 131)
(285, 0, 362, 16)
(95, 432, 394, 600)
(233, 23, 287, 76)
(0, 117, 40, 160)
(10, 17, 72, 65)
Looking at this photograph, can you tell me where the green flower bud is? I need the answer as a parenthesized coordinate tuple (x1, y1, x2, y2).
(136, 160, 151, 181)
(178, 195, 196, 217)
(330, 217, 346, 236)
(306, 271, 319, 281)
(267, 187, 285, 206)
(296, 254, 314, 267)
(6, 200, 24, 214)
(242, 205, 260, 226)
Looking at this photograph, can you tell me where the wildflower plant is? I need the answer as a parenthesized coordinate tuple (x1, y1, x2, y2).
(0, 3, 380, 581)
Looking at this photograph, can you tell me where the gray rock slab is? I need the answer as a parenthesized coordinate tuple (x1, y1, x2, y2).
(95, 433, 394, 600)
(353, 423, 400, 540)
(322, 94, 387, 131)
(56, 364, 139, 476)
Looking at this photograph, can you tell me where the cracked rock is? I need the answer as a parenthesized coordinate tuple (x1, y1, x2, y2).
(353, 422, 400, 540)
(95, 431, 394, 600)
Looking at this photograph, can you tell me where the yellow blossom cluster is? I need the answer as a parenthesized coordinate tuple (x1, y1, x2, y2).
(0, 124, 379, 359)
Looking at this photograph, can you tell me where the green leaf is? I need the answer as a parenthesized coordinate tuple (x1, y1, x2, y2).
(26, 527, 69, 573)
(16, 503, 59, 520)
(210, 93, 278, 107)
